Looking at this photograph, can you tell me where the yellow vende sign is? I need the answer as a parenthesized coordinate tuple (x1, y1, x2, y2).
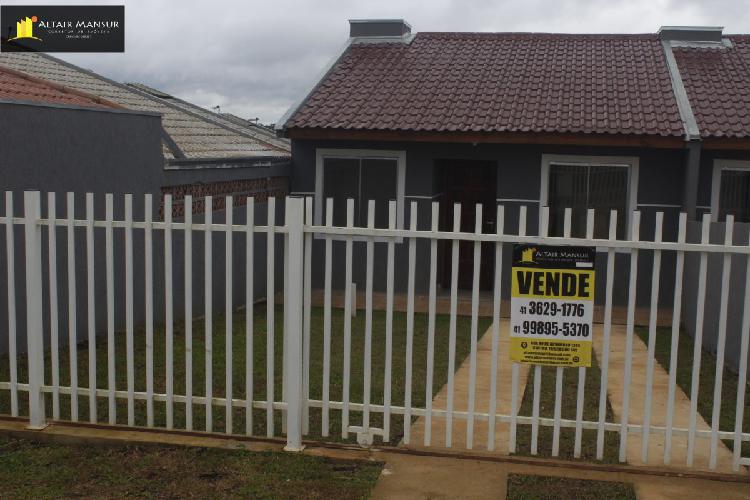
(509, 245, 596, 367)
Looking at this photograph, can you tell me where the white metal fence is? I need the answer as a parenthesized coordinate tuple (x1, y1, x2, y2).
(1, 190, 750, 473)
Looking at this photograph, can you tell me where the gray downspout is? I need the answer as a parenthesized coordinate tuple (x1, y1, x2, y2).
(662, 40, 702, 220)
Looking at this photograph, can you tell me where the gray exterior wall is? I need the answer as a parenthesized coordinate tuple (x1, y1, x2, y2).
(291, 138, 687, 310)
(0, 102, 288, 354)
(682, 221, 750, 381)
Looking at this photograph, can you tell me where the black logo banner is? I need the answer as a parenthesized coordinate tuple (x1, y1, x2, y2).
(1, 5, 124, 53)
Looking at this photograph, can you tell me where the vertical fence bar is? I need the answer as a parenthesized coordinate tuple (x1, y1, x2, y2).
(687, 213, 711, 466)
(302, 197, 313, 435)
(446, 203, 461, 448)
(282, 208, 289, 437)
(265, 197, 275, 437)
(641, 212, 662, 463)
(47, 192, 60, 420)
(709, 216, 734, 469)
(184, 195, 193, 431)
(664, 213, 686, 464)
(341, 198, 354, 439)
(424, 202, 439, 447)
(66, 192, 78, 422)
(597, 210, 618, 460)
(383, 200, 396, 442)
(225, 196, 233, 434)
(321, 198, 332, 436)
(85, 193, 97, 424)
(487, 205, 505, 451)
(245, 198, 254, 435)
(164, 195, 174, 429)
(24, 191, 45, 429)
(466, 204, 482, 449)
(509, 205, 527, 454)
(205, 196, 214, 432)
(531, 206, 549, 455)
(733, 227, 750, 471)
(403, 201, 417, 445)
(552, 208, 574, 457)
(125, 194, 135, 426)
(5, 192, 18, 417)
(619, 211, 641, 463)
(284, 197, 305, 451)
(144, 194, 154, 427)
(574, 209, 595, 458)
(362, 201, 375, 435)
(105, 193, 115, 425)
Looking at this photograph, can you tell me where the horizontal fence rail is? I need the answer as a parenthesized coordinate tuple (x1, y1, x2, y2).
(1, 191, 749, 474)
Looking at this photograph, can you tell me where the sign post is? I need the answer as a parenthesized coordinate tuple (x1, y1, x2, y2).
(509, 244, 595, 367)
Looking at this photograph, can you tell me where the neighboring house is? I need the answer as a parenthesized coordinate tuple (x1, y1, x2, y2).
(0, 55, 289, 351)
(0, 51, 291, 213)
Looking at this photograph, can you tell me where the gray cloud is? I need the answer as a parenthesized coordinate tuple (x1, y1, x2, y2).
(3, 0, 748, 123)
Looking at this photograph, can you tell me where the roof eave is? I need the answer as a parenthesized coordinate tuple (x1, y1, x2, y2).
(285, 127, 685, 149)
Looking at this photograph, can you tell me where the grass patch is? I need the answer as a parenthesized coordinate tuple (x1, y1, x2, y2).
(635, 326, 750, 457)
(514, 351, 620, 463)
(0, 306, 490, 445)
(0, 435, 382, 499)
(506, 473, 636, 500)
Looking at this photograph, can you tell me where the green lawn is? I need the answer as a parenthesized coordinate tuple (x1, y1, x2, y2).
(506, 473, 636, 500)
(514, 352, 620, 463)
(635, 326, 750, 457)
(0, 435, 382, 499)
(0, 306, 490, 446)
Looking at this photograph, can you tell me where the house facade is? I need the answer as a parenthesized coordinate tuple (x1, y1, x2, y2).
(277, 20, 750, 308)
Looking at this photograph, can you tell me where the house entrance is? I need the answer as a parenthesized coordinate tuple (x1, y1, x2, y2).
(439, 160, 497, 290)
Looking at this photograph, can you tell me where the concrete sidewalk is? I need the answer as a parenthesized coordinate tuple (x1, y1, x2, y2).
(370, 451, 750, 499)
(0, 417, 746, 500)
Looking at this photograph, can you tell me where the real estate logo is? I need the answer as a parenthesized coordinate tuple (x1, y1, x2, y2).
(1, 6, 124, 53)
(8, 15, 42, 41)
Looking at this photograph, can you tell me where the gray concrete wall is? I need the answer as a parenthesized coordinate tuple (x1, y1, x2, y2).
(682, 221, 750, 381)
(0, 102, 288, 354)
(291, 138, 686, 310)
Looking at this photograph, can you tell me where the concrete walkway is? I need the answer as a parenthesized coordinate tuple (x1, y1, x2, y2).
(595, 323, 738, 473)
(404, 319, 741, 472)
(405, 321, 531, 453)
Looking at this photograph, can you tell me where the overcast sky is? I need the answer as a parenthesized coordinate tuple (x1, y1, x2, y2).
(3, 0, 748, 123)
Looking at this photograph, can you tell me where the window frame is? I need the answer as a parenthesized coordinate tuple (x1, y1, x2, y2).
(314, 148, 406, 239)
(540, 154, 640, 240)
(710, 159, 750, 222)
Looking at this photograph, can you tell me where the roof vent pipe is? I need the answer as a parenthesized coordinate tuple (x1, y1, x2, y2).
(349, 19, 411, 38)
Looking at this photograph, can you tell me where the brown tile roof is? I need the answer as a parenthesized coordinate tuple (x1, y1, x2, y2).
(0, 65, 118, 109)
(673, 36, 750, 138)
(286, 32, 685, 138)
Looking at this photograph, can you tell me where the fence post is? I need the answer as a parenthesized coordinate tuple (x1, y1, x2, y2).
(284, 196, 305, 451)
(24, 191, 46, 429)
